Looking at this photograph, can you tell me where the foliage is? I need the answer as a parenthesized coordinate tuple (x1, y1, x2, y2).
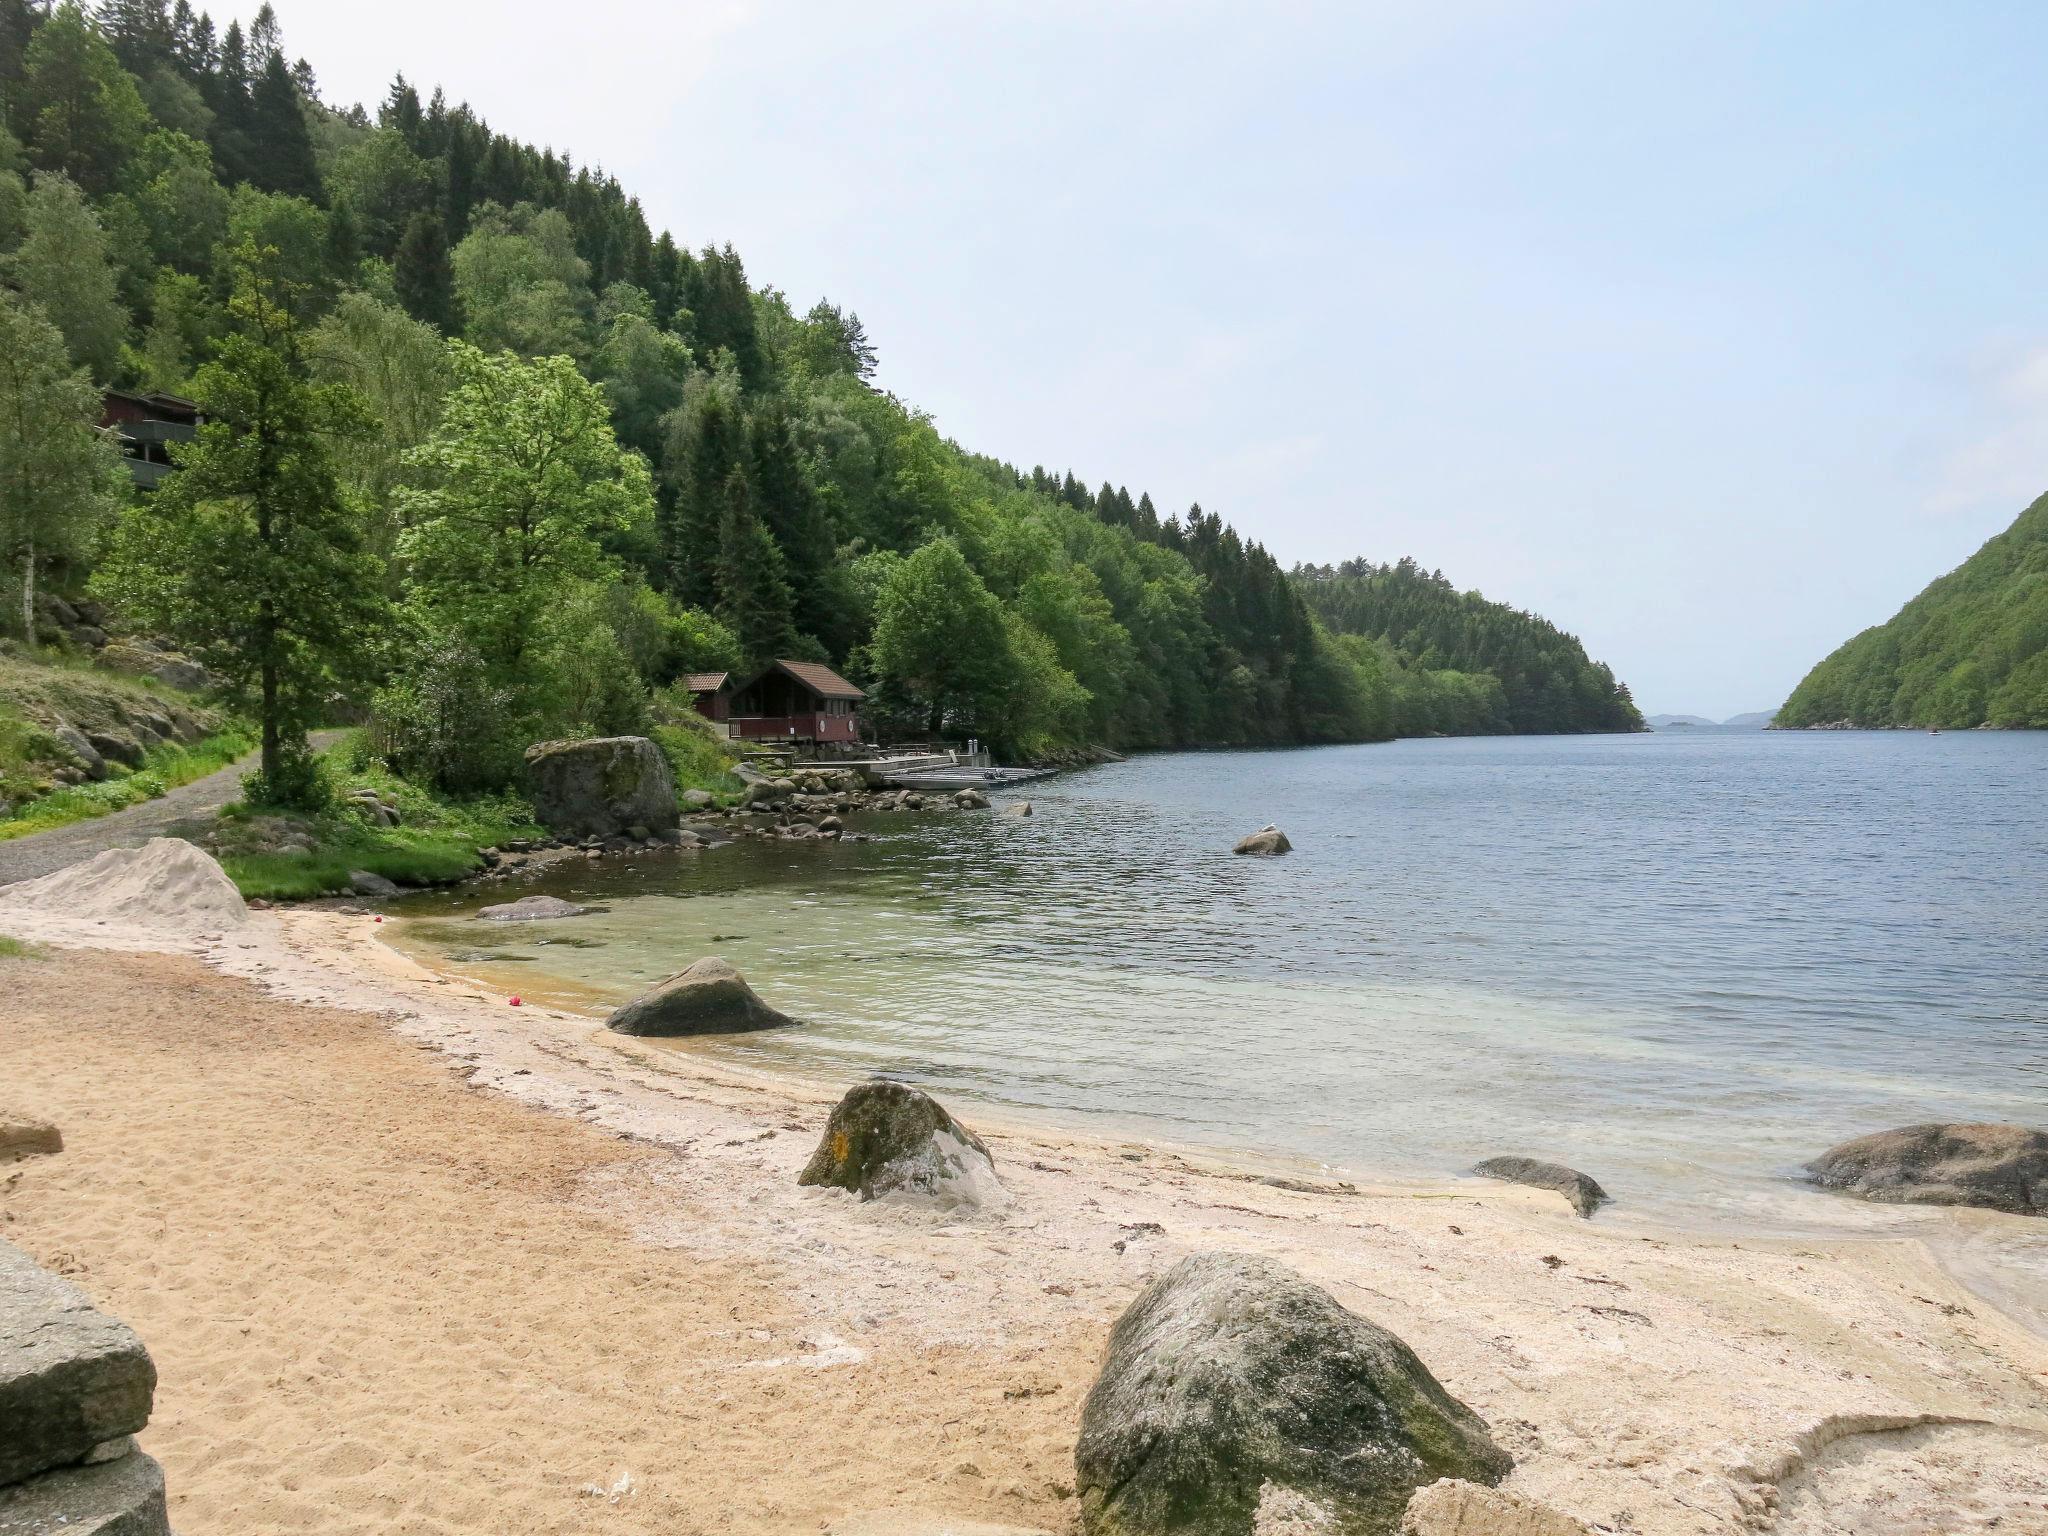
(94, 240, 384, 803)
(649, 706, 745, 800)
(1294, 557, 1644, 734)
(6, 172, 126, 376)
(0, 0, 1643, 778)
(0, 721, 254, 840)
(1779, 493, 2048, 728)
(0, 291, 124, 643)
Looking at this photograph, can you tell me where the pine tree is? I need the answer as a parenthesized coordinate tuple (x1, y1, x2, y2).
(664, 382, 745, 608)
(247, 50, 319, 199)
(95, 242, 385, 805)
(393, 207, 454, 331)
(713, 466, 794, 669)
(748, 399, 838, 643)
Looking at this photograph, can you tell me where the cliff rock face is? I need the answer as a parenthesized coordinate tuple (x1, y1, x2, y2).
(1075, 1253, 1511, 1536)
(523, 736, 678, 840)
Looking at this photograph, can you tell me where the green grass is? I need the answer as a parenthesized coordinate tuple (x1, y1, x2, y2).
(0, 934, 35, 958)
(0, 725, 258, 841)
(651, 708, 746, 802)
(220, 742, 545, 901)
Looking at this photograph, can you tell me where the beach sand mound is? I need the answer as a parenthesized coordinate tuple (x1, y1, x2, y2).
(0, 838, 246, 934)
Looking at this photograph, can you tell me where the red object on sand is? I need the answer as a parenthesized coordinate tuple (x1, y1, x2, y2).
(509, 996, 522, 1007)
(374, 915, 383, 923)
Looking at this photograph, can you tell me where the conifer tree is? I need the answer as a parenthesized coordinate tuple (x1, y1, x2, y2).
(713, 466, 794, 669)
(393, 207, 454, 331)
(17, 2, 149, 196)
(247, 50, 319, 200)
(96, 241, 385, 805)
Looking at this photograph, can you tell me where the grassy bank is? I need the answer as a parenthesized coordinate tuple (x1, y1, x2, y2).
(651, 708, 747, 803)
(219, 745, 544, 902)
(0, 724, 257, 841)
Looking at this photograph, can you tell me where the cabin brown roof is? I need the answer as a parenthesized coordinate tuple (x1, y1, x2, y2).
(682, 671, 731, 694)
(766, 659, 865, 701)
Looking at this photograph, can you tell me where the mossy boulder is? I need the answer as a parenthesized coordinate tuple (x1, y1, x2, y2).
(605, 957, 796, 1037)
(1075, 1253, 1510, 1536)
(798, 1079, 1001, 1206)
(524, 736, 678, 840)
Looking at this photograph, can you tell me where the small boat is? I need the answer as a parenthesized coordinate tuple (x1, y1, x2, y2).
(1929, 727, 1941, 735)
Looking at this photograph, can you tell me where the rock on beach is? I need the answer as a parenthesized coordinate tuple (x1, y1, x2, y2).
(798, 1079, 1002, 1207)
(523, 736, 679, 841)
(604, 957, 796, 1037)
(1470, 1156, 1610, 1218)
(1074, 1252, 1511, 1536)
(0, 1111, 62, 1163)
(1806, 1122, 2046, 1216)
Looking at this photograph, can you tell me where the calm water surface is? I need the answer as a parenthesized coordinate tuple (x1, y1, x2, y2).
(392, 731, 2047, 1253)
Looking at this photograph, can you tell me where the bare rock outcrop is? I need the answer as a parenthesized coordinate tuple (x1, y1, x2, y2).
(1400, 1479, 1592, 1536)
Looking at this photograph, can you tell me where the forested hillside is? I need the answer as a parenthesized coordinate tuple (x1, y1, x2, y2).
(1292, 558, 1642, 734)
(0, 1, 1635, 807)
(1777, 493, 2048, 729)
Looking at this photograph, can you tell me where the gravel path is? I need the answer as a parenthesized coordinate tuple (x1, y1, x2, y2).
(0, 731, 347, 888)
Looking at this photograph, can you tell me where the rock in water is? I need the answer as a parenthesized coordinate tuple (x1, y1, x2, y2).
(1806, 1122, 2047, 1216)
(348, 869, 400, 899)
(476, 895, 591, 923)
(1005, 801, 1034, 817)
(0, 1111, 61, 1163)
(1470, 1156, 1610, 1218)
(0, 1238, 158, 1487)
(523, 736, 680, 841)
(605, 957, 796, 1037)
(798, 1079, 1002, 1207)
(1074, 1253, 1510, 1536)
(1233, 825, 1292, 856)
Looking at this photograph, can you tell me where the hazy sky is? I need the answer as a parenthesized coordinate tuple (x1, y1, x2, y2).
(273, 1, 2046, 717)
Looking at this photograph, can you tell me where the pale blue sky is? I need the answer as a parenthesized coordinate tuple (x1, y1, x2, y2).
(283, 1, 2048, 718)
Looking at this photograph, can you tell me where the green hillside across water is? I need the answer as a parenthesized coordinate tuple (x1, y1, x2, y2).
(1778, 494, 2048, 729)
(0, 0, 1640, 788)
(1292, 558, 1643, 735)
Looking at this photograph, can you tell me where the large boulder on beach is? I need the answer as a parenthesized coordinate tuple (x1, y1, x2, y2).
(1075, 1253, 1510, 1536)
(0, 1447, 172, 1536)
(523, 736, 679, 841)
(1233, 825, 1291, 856)
(477, 895, 590, 923)
(1806, 1122, 2047, 1216)
(605, 957, 796, 1037)
(0, 1238, 158, 1487)
(1471, 1156, 1610, 1218)
(798, 1080, 1001, 1206)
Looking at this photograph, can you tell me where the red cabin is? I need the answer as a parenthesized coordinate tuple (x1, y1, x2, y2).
(725, 660, 864, 744)
(683, 671, 733, 722)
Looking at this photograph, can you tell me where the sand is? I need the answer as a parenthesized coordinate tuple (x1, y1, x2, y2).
(0, 837, 248, 935)
(1, 889, 2045, 1533)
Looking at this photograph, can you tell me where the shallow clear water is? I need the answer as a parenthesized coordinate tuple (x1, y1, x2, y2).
(391, 731, 2047, 1248)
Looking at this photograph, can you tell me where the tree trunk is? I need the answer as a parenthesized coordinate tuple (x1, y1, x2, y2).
(261, 653, 279, 788)
(19, 536, 32, 649)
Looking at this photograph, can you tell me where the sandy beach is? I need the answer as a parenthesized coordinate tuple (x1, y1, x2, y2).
(2, 897, 2046, 1534)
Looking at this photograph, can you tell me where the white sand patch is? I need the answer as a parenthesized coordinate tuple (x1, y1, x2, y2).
(0, 837, 246, 937)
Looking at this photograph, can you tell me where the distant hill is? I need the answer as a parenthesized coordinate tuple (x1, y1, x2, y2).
(1646, 714, 1717, 729)
(1647, 711, 1776, 730)
(1721, 710, 1777, 729)
(1778, 493, 2048, 728)
(1292, 558, 1643, 735)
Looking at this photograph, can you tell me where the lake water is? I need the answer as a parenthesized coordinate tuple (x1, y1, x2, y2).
(391, 731, 2047, 1258)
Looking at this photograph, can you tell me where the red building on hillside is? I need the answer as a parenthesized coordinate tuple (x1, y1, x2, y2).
(719, 660, 864, 744)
